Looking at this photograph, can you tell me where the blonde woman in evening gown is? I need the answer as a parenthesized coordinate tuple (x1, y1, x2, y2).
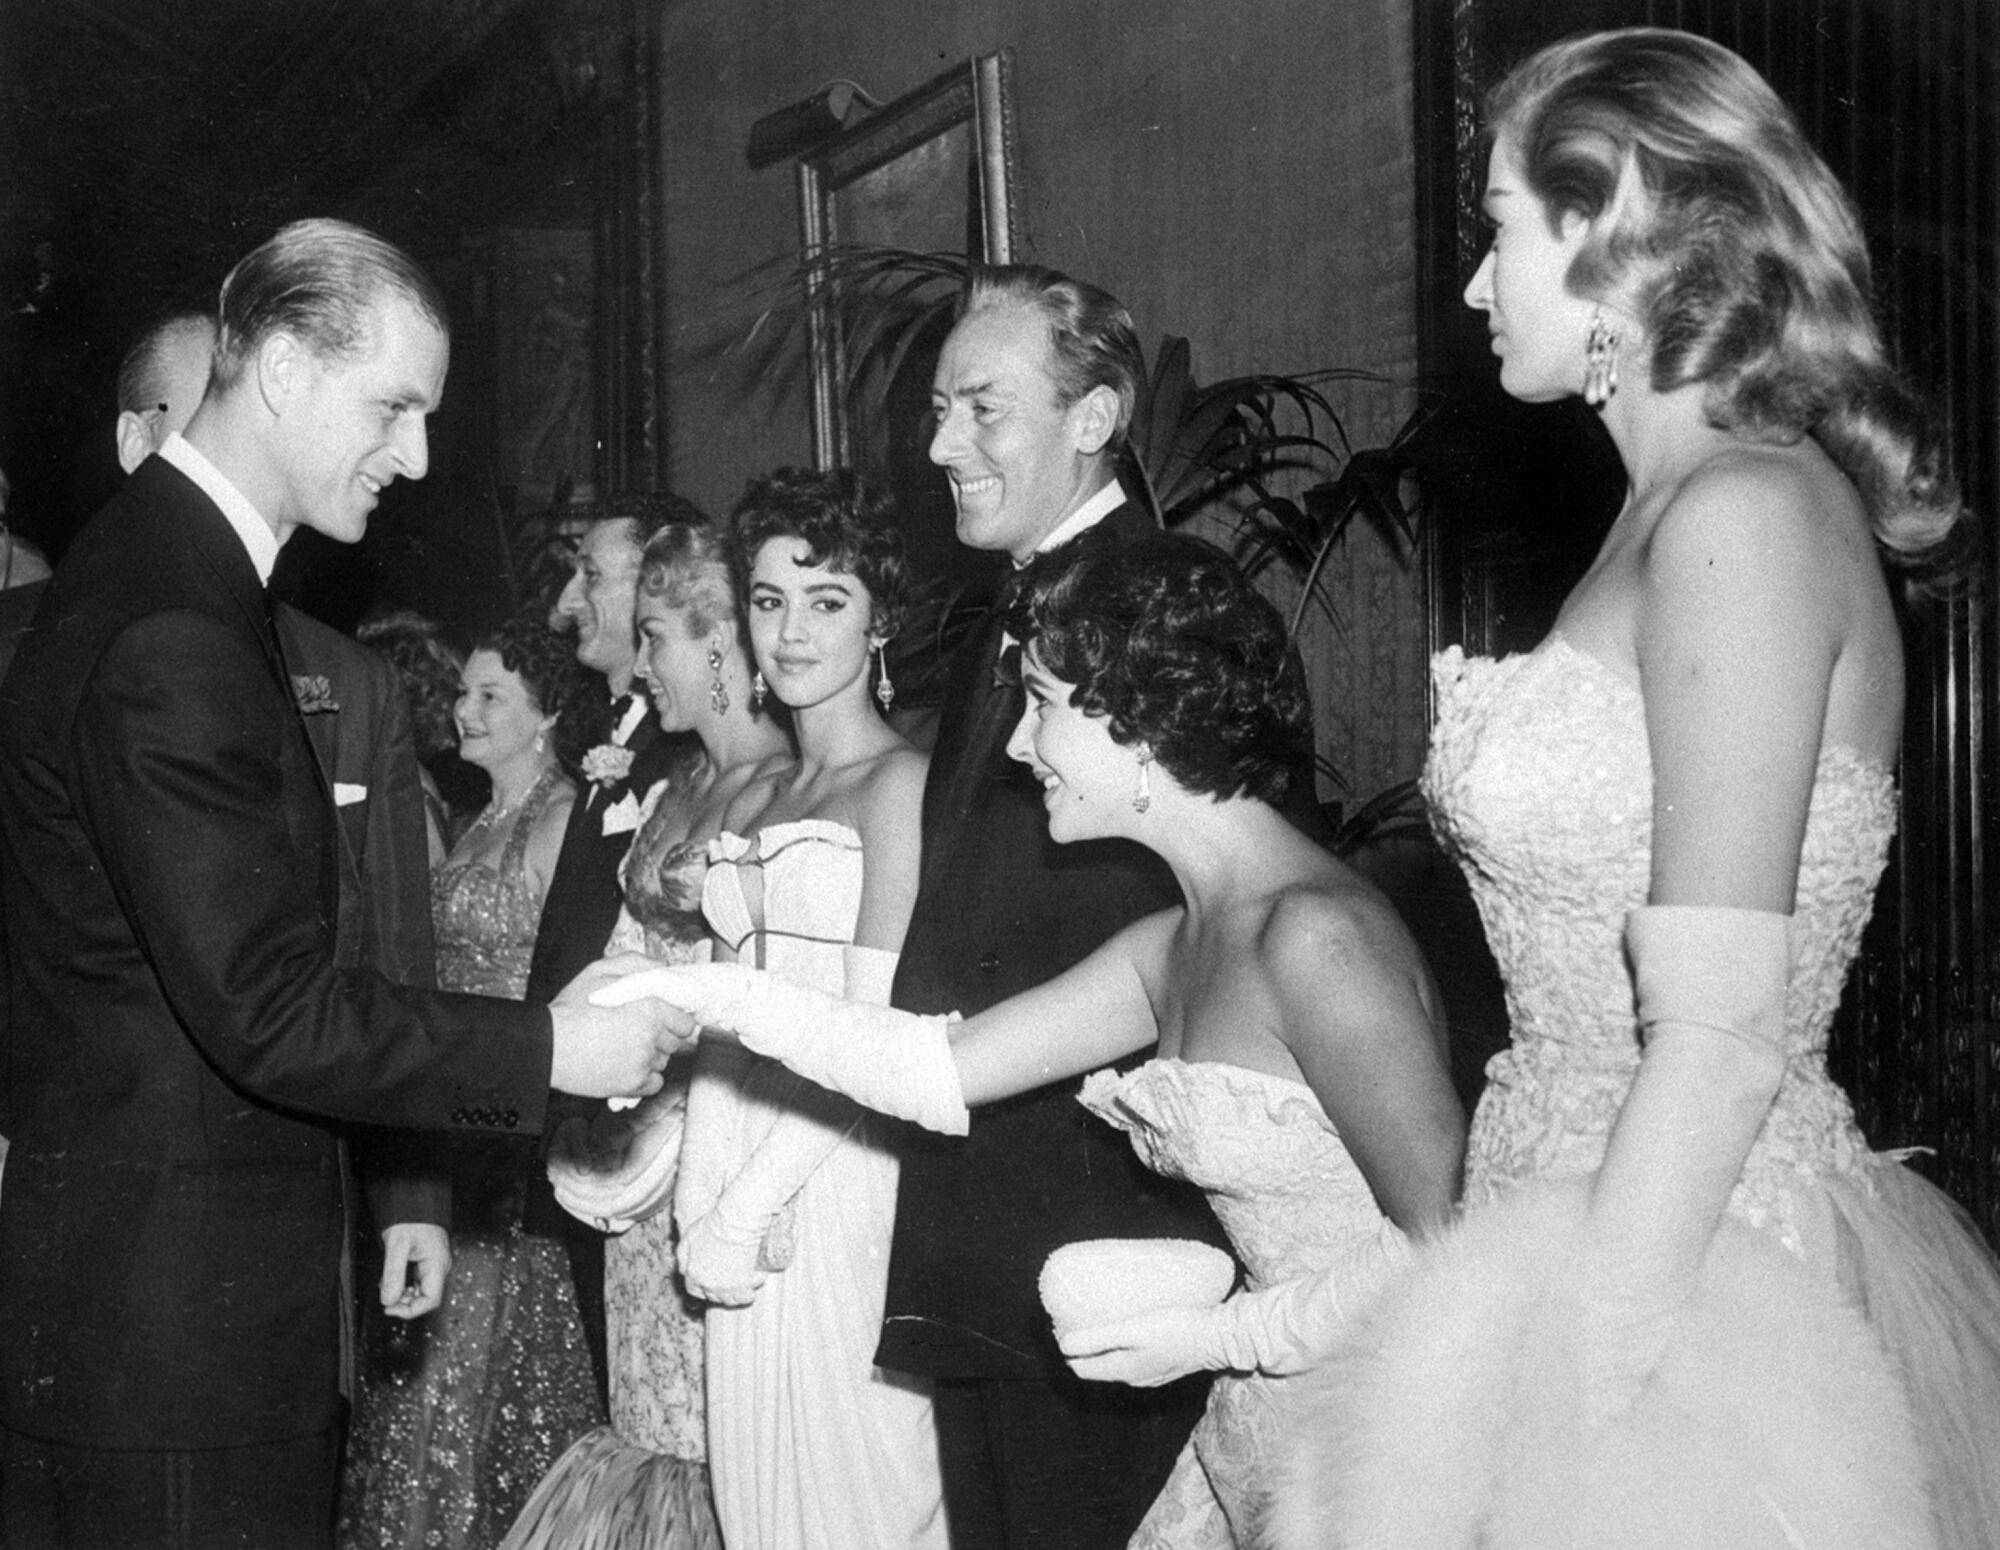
(1263, 29, 2000, 1550)
(504, 519, 790, 1550)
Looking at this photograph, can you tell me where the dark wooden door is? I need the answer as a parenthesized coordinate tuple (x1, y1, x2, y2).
(1414, 0, 2000, 1239)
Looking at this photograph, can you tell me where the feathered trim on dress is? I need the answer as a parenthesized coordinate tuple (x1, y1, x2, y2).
(1261, 1177, 1937, 1550)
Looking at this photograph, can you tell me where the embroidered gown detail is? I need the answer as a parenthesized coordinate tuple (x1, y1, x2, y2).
(502, 773, 721, 1550)
(692, 818, 948, 1550)
(339, 766, 603, 1550)
(1079, 1059, 1389, 1548)
(1267, 639, 2000, 1550)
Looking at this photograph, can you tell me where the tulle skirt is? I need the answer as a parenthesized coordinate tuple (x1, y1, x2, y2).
(1263, 1161, 2000, 1550)
(498, 1427, 721, 1550)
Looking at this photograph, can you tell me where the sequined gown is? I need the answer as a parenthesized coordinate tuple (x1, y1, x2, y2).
(1268, 639, 2000, 1550)
(503, 779, 721, 1550)
(696, 819, 948, 1550)
(339, 768, 603, 1550)
(1079, 1060, 1391, 1548)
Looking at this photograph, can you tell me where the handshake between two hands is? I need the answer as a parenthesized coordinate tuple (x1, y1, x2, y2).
(548, 954, 710, 1102)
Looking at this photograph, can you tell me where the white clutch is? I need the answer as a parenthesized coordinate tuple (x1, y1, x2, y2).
(1039, 1236, 1236, 1338)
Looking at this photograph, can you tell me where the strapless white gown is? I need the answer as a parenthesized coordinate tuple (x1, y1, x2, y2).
(693, 819, 947, 1550)
(1079, 1059, 1390, 1547)
(1268, 639, 2000, 1550)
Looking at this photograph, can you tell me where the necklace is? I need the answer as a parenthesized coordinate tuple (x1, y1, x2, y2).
(475, 766, 552, 829)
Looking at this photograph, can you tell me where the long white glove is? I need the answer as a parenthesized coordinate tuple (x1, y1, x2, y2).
(1582, 903, 1791, 1421)
(1059, 1222, 1411, 1387)
(594, 961, 970, 1136)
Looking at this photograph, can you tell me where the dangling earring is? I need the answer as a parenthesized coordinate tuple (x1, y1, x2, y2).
(751, 669, 768, 712)
(1582, 310, 1620, 408)
(708, 639, 730, 716)
(874, 643, 895, 711)
(533, 726, 547, 756)
(1132, 747, 1153, 815)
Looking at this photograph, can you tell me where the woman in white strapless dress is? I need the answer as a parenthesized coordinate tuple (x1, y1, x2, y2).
(599, 532, 1468, 1547)
(675, 468, 945, 1550)
(1262, 29, 2000, 1550)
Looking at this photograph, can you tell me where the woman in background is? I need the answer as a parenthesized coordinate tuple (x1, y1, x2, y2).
(506, 517, 791, 1550)
(340, 612, 604, 1550)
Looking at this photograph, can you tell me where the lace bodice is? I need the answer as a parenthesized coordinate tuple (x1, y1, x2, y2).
(1422, 637, 1897, 1235)
(1078, 1060, 1386, 1290)
(431, 767, 569, 997)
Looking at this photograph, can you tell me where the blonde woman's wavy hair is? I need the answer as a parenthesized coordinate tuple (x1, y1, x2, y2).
(1489, 27, 1964, 564)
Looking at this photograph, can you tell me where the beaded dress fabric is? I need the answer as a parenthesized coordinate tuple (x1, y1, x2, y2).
(339, 767, 602, 1550)
(1079, 1059, 1388, 1547)
(693, 819, 946, 1550)
(1266, 638, 2000, 1550)
(505, 775, 721, 1550)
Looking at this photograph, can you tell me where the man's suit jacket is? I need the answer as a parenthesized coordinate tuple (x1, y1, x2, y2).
(278, 606, 450, 1236)
(524, 712, 684, 1005)
(880, 502, 1228, 1382)
(0, 458, 555, 1452)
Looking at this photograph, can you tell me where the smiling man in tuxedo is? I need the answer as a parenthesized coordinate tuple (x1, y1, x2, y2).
(0, 219, 683, 1549)
(878, 265, 1227, 1549)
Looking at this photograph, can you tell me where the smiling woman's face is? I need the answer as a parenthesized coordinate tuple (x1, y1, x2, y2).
(452, 648, 550, 773)
(1005, 645, 1134, 844)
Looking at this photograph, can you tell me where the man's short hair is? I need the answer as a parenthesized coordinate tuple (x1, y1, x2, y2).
(582, 488, 711, 555)
(210, 218, 447, 391)
(116, 310, 215, 416)
(959, 264, 1144, 443)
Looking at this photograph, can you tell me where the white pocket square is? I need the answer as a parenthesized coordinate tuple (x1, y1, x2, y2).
(601, 791, 643, 835)
(334, 783, 368, 807)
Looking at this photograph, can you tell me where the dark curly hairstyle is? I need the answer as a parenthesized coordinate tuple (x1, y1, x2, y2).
(726, 466, 913, 644)
(1012, 533, 1311, 805)
(356, 609, 462, 761)
(1487, 27, 1962, 562)
(469, 610, 597, 777)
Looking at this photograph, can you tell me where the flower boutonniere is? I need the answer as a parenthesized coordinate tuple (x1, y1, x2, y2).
(292, 675, 340, 715)
(581, 743, 635, 789)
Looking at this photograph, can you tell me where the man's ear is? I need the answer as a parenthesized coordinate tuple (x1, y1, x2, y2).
(114, 411, 154, 476)
(1069, 384, 1121, 458)
(256, 331, 303, 414)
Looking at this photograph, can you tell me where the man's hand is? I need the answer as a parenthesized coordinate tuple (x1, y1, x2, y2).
(550, 988, 695, 1103)
(379, 1223, 451, 1319)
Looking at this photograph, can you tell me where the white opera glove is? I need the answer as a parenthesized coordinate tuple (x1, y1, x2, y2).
(1581, 904, 1791, 1423)
(593, 961, 970, 1136)
(547, 1085, 685, 1234)
(1060, 1222, 1411, 1387)
(678, 1070, 855, 1305)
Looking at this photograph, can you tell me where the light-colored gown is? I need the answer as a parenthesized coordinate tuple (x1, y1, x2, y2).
(339, 766, 603, 1550)
(1078, 1059, 1391, 1548)
(1269, 639, 2000, 1550)
(693, 818, 948, 1550)
(501, 775, 721, 1550)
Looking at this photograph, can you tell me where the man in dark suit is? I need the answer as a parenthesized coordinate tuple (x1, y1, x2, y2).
(526, 490, 695, 1403)
(0, 218, 681, 1549)
(111, 308, 457, 1331)
(879, 265, 1226, 1548)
